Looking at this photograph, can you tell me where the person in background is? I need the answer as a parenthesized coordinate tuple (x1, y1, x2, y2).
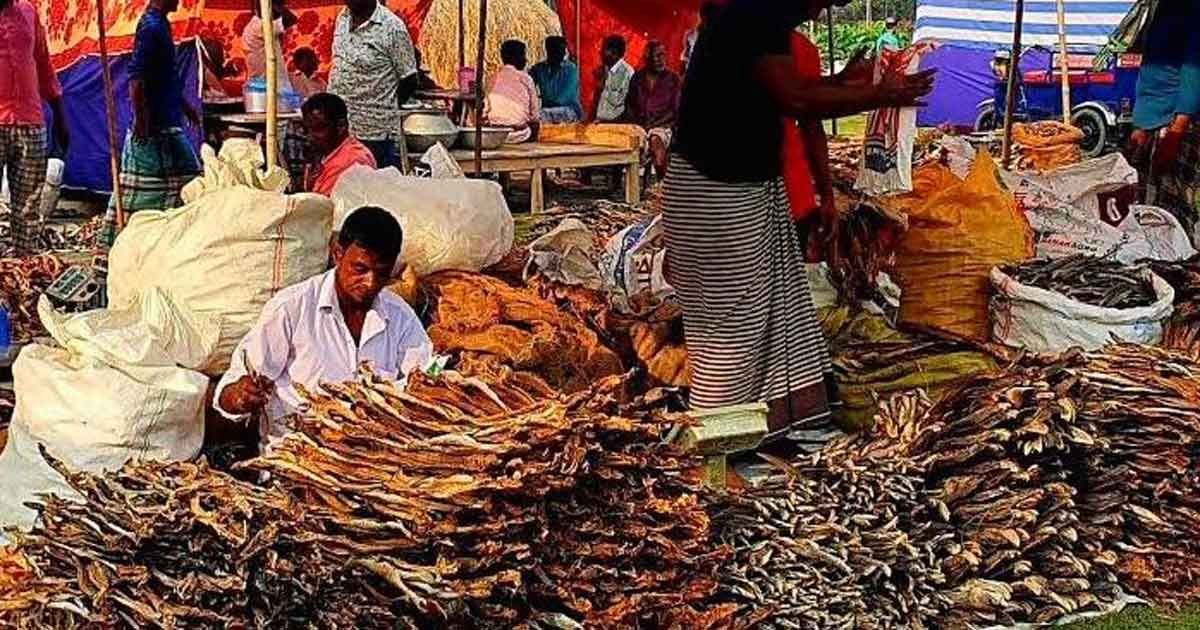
(681, 2, 719, 76)
(101, 0, 202, 248)
(201, 37, 234, 99)
(875, 16, 901, 55)
(483, 40, 541, 143)
(1127, 1, 1200, 238)
(593, 35, 634, 122)
(302, 93, 377, 196)
(0, 0, 69, 256)
(626, 41, 682, 179)
(529, 36, 582, 123)
(216, 206, 432, 449)
(243, 0, 297, 92)
(664, 0, 932, 453)
(329, 0, 419, 168)
(290, 47, 326, 99)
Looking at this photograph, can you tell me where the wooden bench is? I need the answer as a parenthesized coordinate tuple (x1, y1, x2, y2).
(451, 124, 646, 213)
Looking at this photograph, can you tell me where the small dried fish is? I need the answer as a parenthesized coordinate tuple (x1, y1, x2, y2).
(1002, 255, 1157, 309)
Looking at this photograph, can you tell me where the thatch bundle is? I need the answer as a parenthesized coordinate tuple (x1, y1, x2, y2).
(419, 0, 563, 90)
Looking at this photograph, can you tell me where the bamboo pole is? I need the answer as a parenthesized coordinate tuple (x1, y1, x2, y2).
(96, 0, 125, 230)
(1055, 0, 1071, 124)
(458, 0, 466, 70)
(259, 0, 278, 169)
(826, 7, 838, 136)
(474, 0, 488, 174)
(1000, 0, 1025, 167)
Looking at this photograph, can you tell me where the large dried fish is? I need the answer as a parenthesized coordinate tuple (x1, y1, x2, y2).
(0, 254, 63, 343)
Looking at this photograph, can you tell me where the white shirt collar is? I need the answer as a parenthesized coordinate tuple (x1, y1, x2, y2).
(316, 269, 390, 327)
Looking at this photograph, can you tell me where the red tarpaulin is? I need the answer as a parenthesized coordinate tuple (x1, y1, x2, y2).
(557, 0, 701, 118)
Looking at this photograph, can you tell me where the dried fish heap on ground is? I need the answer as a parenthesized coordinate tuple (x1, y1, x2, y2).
(0, 254, 63, 343)
(423, 270, 623, 392)
(0, 452, 389, 628)
(515, 200, 654, 248)
(828, 139, 862, 186)
(241, 368, 733, 627)
(1145, 256, 1200, 355)
(834, 344, 1200, 624)
(1001, 255, 1158, 309)
(713, 449, 953, 629)
(0, 217, 102, 253)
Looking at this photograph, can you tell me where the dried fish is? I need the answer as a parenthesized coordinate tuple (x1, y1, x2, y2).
(0, 254, 63, 343)
(1001, 255, 1157, 309)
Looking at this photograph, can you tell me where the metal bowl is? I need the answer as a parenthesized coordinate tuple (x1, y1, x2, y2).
(459, 127, 510, 150)
(403, 112, 459, 153)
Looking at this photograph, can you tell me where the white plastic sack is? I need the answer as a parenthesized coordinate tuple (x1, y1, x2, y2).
(331, 165, 513, 276)
(855, 44, 932, 195)
(108, 186, 333, 375)
(990, 266, 1175, 353)
(0, 291, 215, 534)
(417, 144, 467, 179)
(1026, 204, 1196, 263)
(1002, 152, 1139, 218)
(599, 214, 673, 313)
(523, 218, 603, 289)
(182, 139, 291, 202)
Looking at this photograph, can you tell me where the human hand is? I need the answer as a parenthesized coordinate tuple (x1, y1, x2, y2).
(219, 375, 271, 416)
(880, 68, 936, 108)
(837, 48, 875, 86)
(1152, 116, 1191, 172)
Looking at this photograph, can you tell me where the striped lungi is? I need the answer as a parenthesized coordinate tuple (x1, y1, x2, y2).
(662, 154, 836, 447)
(100, 128, 201, 248)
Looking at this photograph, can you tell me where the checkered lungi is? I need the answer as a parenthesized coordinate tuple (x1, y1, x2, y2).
(1142, 123, 1200, 239)
(101, 128, 201, 248)
(0, 125, 48, 256)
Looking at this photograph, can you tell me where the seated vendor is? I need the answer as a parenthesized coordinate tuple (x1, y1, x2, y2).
(626, 41, 682, 179)
(530, 36, 583, 123)
(301, 92, 377, 196)
(215, 206, 432, 446)
(483, 39, 541, 143)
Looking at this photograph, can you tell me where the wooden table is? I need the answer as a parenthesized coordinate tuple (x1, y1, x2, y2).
(451, 142, 640, 213)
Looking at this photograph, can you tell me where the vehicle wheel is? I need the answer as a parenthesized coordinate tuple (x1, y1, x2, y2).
(1072, 108, 1109, 159)
(974, 105, 999, 132)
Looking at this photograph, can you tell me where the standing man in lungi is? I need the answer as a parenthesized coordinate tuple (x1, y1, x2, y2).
(0, 0, 69, 256)
(664, 0, 932, 453)
(328, 0, 419, 169)
(101, 0, 202, 248)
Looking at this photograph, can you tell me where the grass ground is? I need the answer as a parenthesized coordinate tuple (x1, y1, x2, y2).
(1064, 604, 1200, 629)
(825, 114, 868, 139)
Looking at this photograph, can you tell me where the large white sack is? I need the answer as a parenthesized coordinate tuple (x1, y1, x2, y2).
(107, 187, 333, 375)
(331, 165, 513, 276)
(1026, 204, 1197, 263)
(0, 291, 215, 535)
(990, 266, 1175, 353)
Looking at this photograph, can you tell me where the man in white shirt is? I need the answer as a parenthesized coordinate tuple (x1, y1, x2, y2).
(215, 206, 432, 446)
(593, 35, 633, 122)
(242, 0, 297, 89)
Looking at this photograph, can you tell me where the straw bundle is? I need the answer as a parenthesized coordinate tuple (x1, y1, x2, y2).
(419, 0, 563, 89)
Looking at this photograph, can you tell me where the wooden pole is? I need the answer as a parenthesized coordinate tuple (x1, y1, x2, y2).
(259, 0, 278, 169)
(1000, 0, 1025, 167)
(826, 7, 838, 136)
(474, 0, 488, 174)
(96, 0, 125, 230)
(458, 0, 466, 70)
(1055, 0, 1071, 124)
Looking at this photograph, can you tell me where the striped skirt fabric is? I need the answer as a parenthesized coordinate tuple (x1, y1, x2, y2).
(662, 154, 835, 445)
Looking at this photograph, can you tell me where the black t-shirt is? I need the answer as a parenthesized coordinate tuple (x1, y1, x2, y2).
(673, 0, 805, 183)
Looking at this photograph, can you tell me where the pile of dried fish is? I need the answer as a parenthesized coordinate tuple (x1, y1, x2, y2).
(1001, 255, 1157, 309)
(423, 270, 623, 392)
(828, 139, 862, 186)
(835, 344, 1200, 622)
(0, 217, 102, 253)
(1, 370, 733, 628)
(0, 254, 63, 343)
(824, 201, 906, 307)
(714, 451, 952, 629)
(1144, 256, 1200, 356)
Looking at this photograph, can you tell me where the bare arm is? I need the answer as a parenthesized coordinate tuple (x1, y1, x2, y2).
(803, 120, 834, 214)
(755, 55, 933, 122)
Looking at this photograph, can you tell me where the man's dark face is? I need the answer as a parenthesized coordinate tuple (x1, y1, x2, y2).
(602, 45, 621, 68)
(648, 45, 667, 73)
(346, 0, 375, 15)
(163, 0, 181, 13)
(333, 243, 396, 308)
(547, 42, 568, 65)
(303, 109, 347, 158)
(296, 54, 319, 77)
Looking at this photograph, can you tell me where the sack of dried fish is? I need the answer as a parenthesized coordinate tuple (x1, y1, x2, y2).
(1013, 122, 1085, 171)
(423, 270, 623, 392)
(991, 255, 1173, 352)
(893, 153, 1034, 341)
(0, 254, 63, 344)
